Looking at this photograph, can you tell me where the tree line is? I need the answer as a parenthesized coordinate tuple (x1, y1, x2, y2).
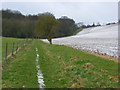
(2, 9, 77, 39)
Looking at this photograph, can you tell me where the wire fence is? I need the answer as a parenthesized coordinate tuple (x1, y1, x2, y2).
(3, 39, 33, 60)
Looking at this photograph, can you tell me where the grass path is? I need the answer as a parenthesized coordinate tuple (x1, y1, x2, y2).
(36, 40, 118, 88)
(2, 42, 38, 88)
(2, 39, 118, 88)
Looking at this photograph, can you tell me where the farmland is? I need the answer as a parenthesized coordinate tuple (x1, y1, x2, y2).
(42, 23, 118, 59)
(2, 38, 118, 88)
(1, 3, 119, 89)
(2, 37, 25, 59)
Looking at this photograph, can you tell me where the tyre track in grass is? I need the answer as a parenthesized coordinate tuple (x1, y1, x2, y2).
(35, 48, 45, 88)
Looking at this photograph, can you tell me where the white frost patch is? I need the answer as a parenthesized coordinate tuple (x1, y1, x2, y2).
(41, 24, 119, 58)
(37, 54, 39, 57)
(36, 48, 38, 52)
(36, 48, 45, 88)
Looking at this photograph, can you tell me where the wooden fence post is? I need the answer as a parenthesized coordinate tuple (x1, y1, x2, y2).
(22, 41, 23, 48)
(20, 42, 21, 48)
(16, 42, 18, 53)
(12, 42, 14, 55)
(5, 42, 8, 60)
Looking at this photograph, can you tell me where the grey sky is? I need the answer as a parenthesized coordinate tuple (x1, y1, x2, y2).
(2, 2, 118, 25)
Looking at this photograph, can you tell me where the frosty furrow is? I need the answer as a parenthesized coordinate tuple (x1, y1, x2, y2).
(42, 23, 119, 58)
(36, 48, 45, 88)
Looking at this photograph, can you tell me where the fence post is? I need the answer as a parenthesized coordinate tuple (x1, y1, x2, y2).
(5, 42, 8, 60)
(22, 41, 23, 47)
(16, 42, 18, 53)
(18, 42, 19, 49)
(20, 42, 21, 48)
(24, 40, 25, 46)
(12, 42, 14, 55)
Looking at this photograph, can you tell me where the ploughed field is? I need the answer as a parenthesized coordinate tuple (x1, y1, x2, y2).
(42, 23, 119, 58)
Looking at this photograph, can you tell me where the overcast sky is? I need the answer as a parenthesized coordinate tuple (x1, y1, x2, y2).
(2, 2, 118, 25)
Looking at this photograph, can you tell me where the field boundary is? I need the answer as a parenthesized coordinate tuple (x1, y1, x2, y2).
(76, 48, 118, 63)
(3, 39, 33, 60)
(42, 40, 118, 63)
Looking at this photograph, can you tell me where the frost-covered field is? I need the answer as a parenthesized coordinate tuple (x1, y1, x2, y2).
(42, 23, 119, 58)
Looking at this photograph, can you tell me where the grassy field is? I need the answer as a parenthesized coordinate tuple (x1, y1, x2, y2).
(0, 37, 1, 60)
(73, 29, 82, 35)
(2, 37, 27, 59)
(2, 38, 118, 88)
(2, 39, 38, 88)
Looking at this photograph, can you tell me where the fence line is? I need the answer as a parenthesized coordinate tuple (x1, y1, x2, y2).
(4, 39, 33, 60)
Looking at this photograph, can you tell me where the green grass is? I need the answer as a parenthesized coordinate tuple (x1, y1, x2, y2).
(2, 37, 25, 59)
(2, 40, 38, 88)
(0, 37, 1, 89)
(2, 39, 118, 88)
(0, 37, 1, 58)
(2, 37, 31, 60)
(73, 29, 83, 35)
(36, 40, 118, 88)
